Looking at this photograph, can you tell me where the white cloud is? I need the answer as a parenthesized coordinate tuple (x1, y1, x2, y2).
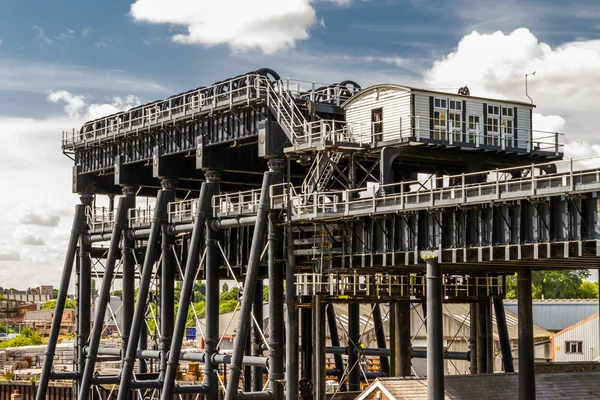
(130, 0, 320, 54)
(423, 28, 600, 146)
(47, 91, 141, 120)
(32, 26, 52, 45)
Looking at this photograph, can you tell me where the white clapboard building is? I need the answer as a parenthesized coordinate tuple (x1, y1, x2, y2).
(552, 312, 600, 362)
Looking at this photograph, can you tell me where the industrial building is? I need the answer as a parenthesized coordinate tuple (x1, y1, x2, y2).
(505, 299, 599, 332)
(552, 313, 600, 362)
(35, 67, 600, 400)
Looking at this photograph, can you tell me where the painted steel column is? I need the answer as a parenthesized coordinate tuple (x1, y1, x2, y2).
(78, 196, 129, 400)
(518, 267, 536, 400)
(204, 171, 221, 400)
(493, 296, 514, 372)
(347, 303, 361, 391)
(36, 202, 85, 400)
(76, 194, 93, 397)
(160, 177, 213, 400)
(326, 303, 347, 392)
(268, 159, 285, 399)
(121, 187, 136, 368)
(373, 304, 390, 376)
(252, 280, 264, 391)
(224, 171, 273, 400)
(160, 180, 177, 377)
(300, 307, 313, 381)
(389, 303, 397, 376)
(313, 297, 326, 399)
(397, 300, 412, 377)
(476, 300, 487, 373)
(117, 184, 170, 400)
(285, 226, 299, 400)
(425, 254, 444, 400)
(485, 297, 494, 373)
(469, 303, 478, 375)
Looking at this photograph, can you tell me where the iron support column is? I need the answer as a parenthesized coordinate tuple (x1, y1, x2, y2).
(518, 267, 536, 400)
(469, 303, 477, 375)
(285, 225, 299, 400)
(78, 197, 129, 400)
(160, 176, 214, 400)
(204, 171, 221, 400)
(389, 302, 397, 376)
(397, 300, 412, 376)
(252, 280, 264, 391)
(493, 296, 514, 372)
(476, 300, 487, 373)
(347, 303, 361, 391)
(326, 303, 347, 392)
(313, 297, 326, 399)
(373, 304, 390, 376)
(300, 307, 312, 380)
(224, 171, 274, 400)
(122, 187, 136, 368)
(160, 180, 177, 377)
(117, 183, 171, 400)
(76, 194, 93, 397)
(425, 254, 444, 400)
(486, 297, 494, 373)
(36, 202, 85, 400)
(268, 159, 285, 399)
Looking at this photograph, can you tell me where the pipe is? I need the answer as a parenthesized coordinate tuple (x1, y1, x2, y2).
(286, 225, 299, 400)
(224, 171, 274, 400)
(122, 188, 136, 369)
(78, 197, 129, 400)
(373, 304, 390, 376)
(397, 300, 412, 376)
(237, 392, 273, 400)
(211, 216, 258, 230)
(326, 303, 347, 392)
(347, 303, 361, 391)
(94, 347, 268, 366)
(252, 280, 264, 391)
(117, 185, 170, 400)
(321, 346, 468, 360)
(425, 255, 444, 400)
(76, 194, 92, 397)
(518, 267, 536, 399)
(485, 297, 494, 373)
(267, 159, 285, 399)
(161, 176, 212, 400)
(300, 307, 312, 380)
(36, 203, 85, 400)
(469, 302, 478, 375)
(494, 296, 515, 373)
(173, 385, 209, 394)
(160, 181, 177, 378)
(313, 298, 326, 399)
(476, 300, 487, 373)
(204, 172, 221, 400)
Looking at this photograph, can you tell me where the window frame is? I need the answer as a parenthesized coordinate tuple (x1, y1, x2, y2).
(565, 340, 583, 354)
(371, 108, 383, 142)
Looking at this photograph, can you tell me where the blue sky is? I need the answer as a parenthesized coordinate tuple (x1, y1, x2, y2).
(0, 0, 599, 287)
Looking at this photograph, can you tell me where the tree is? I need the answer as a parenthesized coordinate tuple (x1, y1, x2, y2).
(41, 299, 76, 310)
(505, 269, 594, 299)
(111, 290, 123, 297)
(91, 279, 98, 298)
(222, 282, 229, 294)
(21, 328, 33, 338)
(52, 289, 58, 299)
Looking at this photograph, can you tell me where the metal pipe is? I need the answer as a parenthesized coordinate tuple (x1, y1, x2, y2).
(78, 197, 128, 400)
(117, 185, 170, 400)
(373, 304, 390, 376)
(476, 300, 487, 373)
(322, 346, 468, 360)
(285, 220, 299, 400)
(300, 307, 312, 380)
(252, 280, 264, 391)
(469, 302, 478, 375)
(225, 171, 274, 400)
(160, 181, 177, 378)
(237, 392, 273, 400)
(347, 303, 361, 391)
(313, 298, 326, 399)
(494, 296, 514, 373)
(161, 177, 212, 400)
(425, 255, 444, 400)
(94, 347, 268, 366)
(122, 188, 136, 372)
(204, 172, 221, 400)
(211, 216, 258, 230)
(485, 297, 494, 373)
(518, 267, 536, 400)
(173, 384, 209, 394)
(77, 194, 93, 397)
(36, 203, 85, 400)
(398, 300, 412, 376)
(268, 159, 285, 399)
(326, 303, 347, 392)
(389, 302, 397, 376)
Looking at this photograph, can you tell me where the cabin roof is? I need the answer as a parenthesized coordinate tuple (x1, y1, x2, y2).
(342, 83, 536, 109)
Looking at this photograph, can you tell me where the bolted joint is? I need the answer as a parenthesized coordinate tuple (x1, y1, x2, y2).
(267, 341, 284, 357)
(161, 179, 177, 191)
(205, 238, 218, 247)
(80, 193, 94, 206)
(122, 186, 136, 197)
(267, 158, 285, 173)
(205, 170, 222, 182)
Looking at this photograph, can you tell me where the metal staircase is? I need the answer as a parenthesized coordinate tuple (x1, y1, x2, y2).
(266, 80, 308, 146)
(302, 151, 344, 194)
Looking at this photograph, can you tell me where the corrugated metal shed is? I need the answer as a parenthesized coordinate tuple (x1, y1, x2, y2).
(504, 299, 599, 332)
(552, 312, 600, 362)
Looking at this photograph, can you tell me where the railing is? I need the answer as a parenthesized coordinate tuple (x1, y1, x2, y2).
(85, 206, 115, 232)
(296, 272, 504, 298)
(212, 189, 263, 217)
(169, 199, 199, 223)
(128, 206, 154, 228)
(268, 156, 600, 219)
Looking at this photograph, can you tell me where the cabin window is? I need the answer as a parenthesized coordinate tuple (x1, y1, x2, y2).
(449, 100, 462, 111)
(372, 108, 383, 142)
(449, 113, 462, 142)
(468, 115, 481, 143)
(486, 104, 500, 146)
(434, 98, 447, 109)
(487, 105, 500, 115)
(501, 107, 514, 148)
(565, 341, 583, 353)
(433, 110, 447, 141)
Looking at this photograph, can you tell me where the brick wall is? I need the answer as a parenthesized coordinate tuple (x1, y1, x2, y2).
(535, 362, 600, 374)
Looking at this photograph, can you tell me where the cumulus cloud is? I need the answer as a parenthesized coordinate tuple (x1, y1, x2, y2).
(423, 28, 600, 155)
(19, 211, 62, 228)
(47, 91, 141, 120)
(130, 0, 323, 54)
(0, 250, 20, 262)
(19, 235, 46, 246)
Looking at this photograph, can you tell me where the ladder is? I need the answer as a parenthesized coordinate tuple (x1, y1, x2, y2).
(265, 80, 308, 146)
(301, 152, 344, 194)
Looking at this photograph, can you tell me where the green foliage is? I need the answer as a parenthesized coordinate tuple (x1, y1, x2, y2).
(21, 328, 33, 338)
(505, 270, 596, 299)
(221, 287, 239, 302)
(0, 333, 43, 348)
(52, 289, 58, 299)
(263, 285, 269, 302)
(222, 282, 229, 293)
(219, 299, 239, 314)
(0, 324, 6, 333)
(111, 290, 123, 297)
(41, 299, 76, 310)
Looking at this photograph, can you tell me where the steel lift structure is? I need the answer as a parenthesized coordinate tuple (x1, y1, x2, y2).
(36, 68, 600, 400)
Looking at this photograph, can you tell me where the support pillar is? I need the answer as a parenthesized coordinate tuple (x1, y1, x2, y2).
(160, 180, 177, 376)
(469, 303, 477, 375)
(424, 253, 444, 400)
(300, 307, 313, 380)
(493, 296, 514, 372)
(476, 300, 487, 373)
(312, 297, 326, 399)
(397, 300, 412, 377)
(518, 267, 535, 400)
(485, 297, 494, 373)
(347, 303, 361, 392)
(373, 304, 390, 376)
(121, 187, 136, 368)
(326, 303, 346, 391)
(286, 226, 299, 400)
(252, 280, 264, 392)
(204, 171, 221, 400)
(268, 159, 285, 399)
